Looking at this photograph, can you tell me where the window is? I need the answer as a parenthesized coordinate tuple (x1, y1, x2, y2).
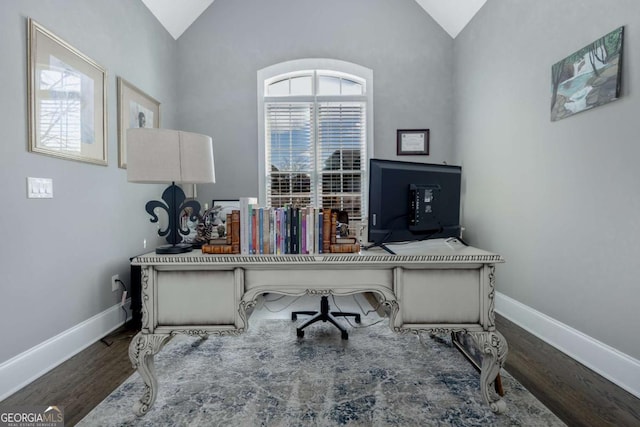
(258, 60, 373, 222)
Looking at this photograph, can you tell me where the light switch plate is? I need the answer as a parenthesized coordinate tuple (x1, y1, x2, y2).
(27, 177, 53, 198)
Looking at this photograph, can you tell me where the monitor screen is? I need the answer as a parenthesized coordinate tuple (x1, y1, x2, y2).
(367, 159, 461, 248)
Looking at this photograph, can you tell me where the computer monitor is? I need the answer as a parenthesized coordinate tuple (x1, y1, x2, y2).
(367, 159, 462, 251)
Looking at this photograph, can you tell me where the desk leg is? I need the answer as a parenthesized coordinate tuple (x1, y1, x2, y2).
(468, 331, 508, 413)
(128, 332, 170, 416)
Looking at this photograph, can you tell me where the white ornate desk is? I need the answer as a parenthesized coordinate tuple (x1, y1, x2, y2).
(129, 238, 507, 415)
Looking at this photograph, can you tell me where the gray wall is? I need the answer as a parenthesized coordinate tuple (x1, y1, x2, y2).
(454, 0, 640, 359)
(7, 0, 637, 382)
(175, 0, 456, 204)
(0, 0, 177, 362)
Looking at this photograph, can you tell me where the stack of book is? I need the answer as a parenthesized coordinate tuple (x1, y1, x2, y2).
(330, 236, 361, 253)
(201, 198, 360, 255)
(201, 210, 240, 254)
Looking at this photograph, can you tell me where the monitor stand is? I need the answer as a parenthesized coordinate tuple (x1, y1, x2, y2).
(363, 241, 396, 255)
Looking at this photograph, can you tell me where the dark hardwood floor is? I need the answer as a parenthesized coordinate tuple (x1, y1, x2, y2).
(497, 314, 640, 427)
(0, 325, 138, 426)
(1, 315, 639, 426)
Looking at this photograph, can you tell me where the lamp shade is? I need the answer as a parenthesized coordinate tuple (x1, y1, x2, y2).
(126, 128, 215, 184)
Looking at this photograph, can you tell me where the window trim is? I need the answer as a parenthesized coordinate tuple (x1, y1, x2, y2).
(257, 59, 374, 215)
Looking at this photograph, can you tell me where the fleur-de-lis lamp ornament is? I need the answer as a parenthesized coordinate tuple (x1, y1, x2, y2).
(126, 128, 215, 254)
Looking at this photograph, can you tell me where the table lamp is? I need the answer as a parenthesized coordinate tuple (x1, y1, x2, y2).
(127, 128, 215, 254)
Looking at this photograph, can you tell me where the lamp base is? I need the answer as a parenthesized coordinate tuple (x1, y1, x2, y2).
(155, 243, 193, 254)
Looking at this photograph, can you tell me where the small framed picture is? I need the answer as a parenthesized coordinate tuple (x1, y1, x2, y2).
(209, 200, 240, 239)
(211, 200, 240, 224)
(397, 129, 429, 155)
(117, 77, 160, 168)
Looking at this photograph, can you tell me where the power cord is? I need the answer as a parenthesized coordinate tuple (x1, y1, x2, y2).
(116, 278, 128, 320)
(330, 294, 386, 329)
(259, 294, 305, 313)
(100, 278, 129, 347)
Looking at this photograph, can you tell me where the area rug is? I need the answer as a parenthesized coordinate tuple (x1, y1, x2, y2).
(78, 320, 564, 426)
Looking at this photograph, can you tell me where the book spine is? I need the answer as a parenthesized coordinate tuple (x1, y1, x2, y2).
(263, 208, 270, 254)
(247, 204, 253, 254)
(268, 208, 273, 254)
(322, 208, 331, 251)
(291, 207, 299, 254)
(258, 208, 264, 254)
(329, 243, 361, 253)
(335, 238, 357, 244)
(318, 209, 324, 254)
(275, 209, 281, 255)
(308, 208, 315, 255)
(231, 210, 240, 254)
(286, 206, 292, 254)
(281, 208, 286, 254)
(301, 211, 307, 254)
(202, 244, 235, 254)
(271, 209, 278, 254)
(226, 213, 232, 245)
(330, 210, 337, 245)
(208, 239, 229, 245)
(251, 206, 257, 254)
(240, 199, 248, 254)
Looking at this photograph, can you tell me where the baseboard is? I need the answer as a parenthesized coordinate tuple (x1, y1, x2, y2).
(0, 300, 131, 402)
(495, 292, 640, 399)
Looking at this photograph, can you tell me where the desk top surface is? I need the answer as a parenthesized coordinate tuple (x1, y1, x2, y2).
(131, 238, 503, 266)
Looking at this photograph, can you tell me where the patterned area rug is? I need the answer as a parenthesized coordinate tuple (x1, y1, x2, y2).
(79, 320, 564, 426)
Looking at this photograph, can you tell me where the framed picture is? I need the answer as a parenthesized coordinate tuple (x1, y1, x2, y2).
(27, 18, 107, 165)
(211, 200, 240, 224)
(117, 77, 160, 168)
(551, 26, 624, 121)
(397, 129, 429, 155)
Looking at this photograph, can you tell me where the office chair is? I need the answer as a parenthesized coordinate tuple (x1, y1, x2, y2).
(291, 295, 361, 340)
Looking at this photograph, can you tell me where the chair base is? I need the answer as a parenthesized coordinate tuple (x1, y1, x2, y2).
(292, 296, 361, 340)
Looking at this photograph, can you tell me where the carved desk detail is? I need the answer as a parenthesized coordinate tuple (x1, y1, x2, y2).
(129, 240, 506, 415)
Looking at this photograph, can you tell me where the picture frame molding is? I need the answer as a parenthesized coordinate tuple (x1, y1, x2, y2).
(396, 129, 430, 156)
(117, 76, 161, 168)
(27, 18, 107, 165)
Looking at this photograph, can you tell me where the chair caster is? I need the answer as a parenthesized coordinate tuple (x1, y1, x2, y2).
(355, 314, 361, 323)
(341, 331, 349, 340)
(296, 329, 304, 338)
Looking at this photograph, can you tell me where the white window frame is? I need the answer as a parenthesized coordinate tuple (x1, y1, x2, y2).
(257, 58, 374, 217)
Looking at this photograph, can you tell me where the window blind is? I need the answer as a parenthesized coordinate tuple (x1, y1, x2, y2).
(265, 103, 314, 208)
(317, 102, 366, 219)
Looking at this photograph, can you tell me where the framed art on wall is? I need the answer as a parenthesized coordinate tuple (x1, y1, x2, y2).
(27, 18, 107, 165)
(551, 26, 624, 121)
(397, 129, 429, 155)
(117, 77, 160, 168)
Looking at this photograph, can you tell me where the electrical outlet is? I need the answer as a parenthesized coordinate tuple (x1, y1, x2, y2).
(143, 239, 147, 249)
(111, 274, 120, 292)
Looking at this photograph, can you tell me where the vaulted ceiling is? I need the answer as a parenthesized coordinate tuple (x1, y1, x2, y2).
(140, 0, 487, 40)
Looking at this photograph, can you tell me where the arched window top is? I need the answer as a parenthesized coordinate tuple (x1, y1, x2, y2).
(265, 70, 365, 96)
(266, 71, 313, 96)
(259, 58, 372, 96)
